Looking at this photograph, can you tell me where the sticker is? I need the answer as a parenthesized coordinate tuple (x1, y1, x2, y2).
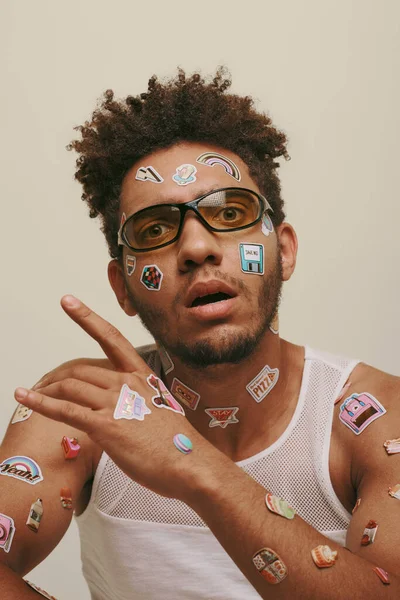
(246, 365, 279, 403)
(61, 436, 81, 459)
(25, 580, 58, 599)
(334, 381, 352, 405)
(265, 493, 295, 519)
(388, 484, 400, 500)
(383, 437, 400, 455)
(172, 164, 197, 186)
(126, 255, 136, 276)
(11, 403, 33, 424)
(135, 166, 163, 183)
(311, 545, 338, 568)
(173, 433, 193, 454)
(0, 456, 43, 485)
(339, 393, 386, 435)
(158, 345, 174, 375)
(261, 213, 274, 236)
(120, 212, 127, 227)
(141, 264, 163, 291)
(147, 374, 185, 415)
(196, 152, 241, 181)
(361, 520, 378, 545)
(171, 378, 200, 410)
(26, 498, 43, 532)
(252, 547, 288, 584)
(239, 243, 264, 275)
(113, 384, 151, 421)
(373, 567, 390, 585)
(205, 407, 239, 429)
(0, 512, 16, 553)
(269, 313, 279, 335)
(352, 498, 361, 514)
(60, 487, 72, 509)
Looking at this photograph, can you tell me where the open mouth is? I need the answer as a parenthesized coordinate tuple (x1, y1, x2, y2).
(191, 292, 232, 307)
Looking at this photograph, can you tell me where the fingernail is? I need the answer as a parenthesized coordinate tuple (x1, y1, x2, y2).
(63, 295, 80, 308)
(15, 387, 28, 400)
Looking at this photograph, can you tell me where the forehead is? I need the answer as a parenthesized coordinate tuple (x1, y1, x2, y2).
(120, 142, 258, 214)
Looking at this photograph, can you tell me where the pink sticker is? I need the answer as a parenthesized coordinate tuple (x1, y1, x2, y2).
(339, 393, 386, 435)
(334, 381, 352, 405)
(205, 407, 239, 429)
(0, 512, 16, 553)
(61, 436, 81, 459)
(147, 374, 185, 415)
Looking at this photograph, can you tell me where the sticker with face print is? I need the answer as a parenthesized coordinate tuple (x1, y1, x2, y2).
(0, 456, 43, 485)
(172, 164, 197, 186)
(205, 407, 239, 429)
(158, 345, 174, 375)
(261, 213, 274, 236)
(135, 166, 164, 183)
(171, 378, 200, 410)
(114, 384, 151, 421)
(11, 403, 33, 424)
(0, 512, 16, 553)
(126, 255, 136, 276)
(141, 265, 163, 291)
(269, 313, 279, 335)
(339, 392, 386, 435)
(147, 374, 185, 415)
(239, 243, 264, 275)
(246, 365, 279, 403)
(252, 547, 288, 584)
(196, 152, 241, 181)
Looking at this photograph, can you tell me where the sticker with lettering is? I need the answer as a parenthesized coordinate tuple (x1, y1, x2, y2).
(11, 403, 33, 424)
(171, 377, 200, 410)
(246, 365, 279, 403)
(239, 243, 264, 275)
(141, 264, 163, 291)
(172, 164, 197, 186)
(269, 313, 279, 335)
(113, 384, 151, 421)
(205, 407, 239, 429)
(311, 545, 338, 568)
(0, 456, 43, 485)
(196, 152, 241, 181)
(26, 498, 43, 532)
(384, 437, 400, 455)
(252, 547, 288, 584)
(147, 374, 185, 415)
(61, 436, 81, 459)
(158, 345, 174, 375)
(126, 255, 136, 276)
(339, 393, 386, 435)
(135, 166, 164, 183)
(261, 213, 274, 236)
(0, 512, 16, 553)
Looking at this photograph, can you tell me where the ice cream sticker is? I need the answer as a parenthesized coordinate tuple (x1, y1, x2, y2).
(172, 164, 197, 186)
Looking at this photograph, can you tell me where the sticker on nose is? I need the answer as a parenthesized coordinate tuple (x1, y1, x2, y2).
(172, 164, 197, 186)
(239, 243, 264, 275)
(141, 265, 163, 291)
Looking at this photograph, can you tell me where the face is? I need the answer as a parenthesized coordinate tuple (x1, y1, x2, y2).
(110, 142, 297, 368)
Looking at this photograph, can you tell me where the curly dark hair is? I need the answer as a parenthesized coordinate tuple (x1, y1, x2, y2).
(68, 67, 290, 260)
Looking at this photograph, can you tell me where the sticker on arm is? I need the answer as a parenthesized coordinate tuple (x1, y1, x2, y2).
(252, 547, 288, 584)
(26, 498, 43, 532)
(0, 512, 16, 553)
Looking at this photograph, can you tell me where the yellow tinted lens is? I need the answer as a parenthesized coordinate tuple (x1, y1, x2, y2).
(126, 206, 180, 249)
(198, 190, 260, 229)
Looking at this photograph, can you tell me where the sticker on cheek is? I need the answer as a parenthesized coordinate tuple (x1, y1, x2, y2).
(171, 377, 200, 410)
(60, 487, 73, 509)
(114, 384, 151, 421)
(141, 265, 163, 291)
(269, 313, 279, 335)
(0, 512, 16, 553)
(196, 152, 241, 181)
(135, 166, 164, 184)
(147, 374, 185, 415)
(61, 436, 81, 459)
(173, 433, 193, 454)
(0, 456, 43, 485)
(25, 581, 58, 599)
(261, 213, 274, 236)
(11, 403, 33, 424)
(126, 255, 136, 276)
(311, 545, 338, 568)
(361, 520, 378, 545)
(26, 498, 43, 532)
(246, 365, 279, 403)
(120, 212, 127, 227)
(339, 393, 386, 435)
(158, 344, 174, 375)
(239, 243, 264, 275)
(388, 484, 400, 500)
(204, 407, 239, 428)
(383, 437, 400, 454)
(252, 547, 288, 584)
(172, 164, 197, 186)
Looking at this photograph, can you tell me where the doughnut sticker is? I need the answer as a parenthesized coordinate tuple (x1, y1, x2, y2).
(126, 255, 136, 276)
(252, 547, 288, 584)
(141, 265, 163, 291)
(196, 152, 241, 181)
(0, 512, 16, 553)
(204, 407, 239, 429)
(147, 374, 185, 415)
(246, 365, 279, 403)
(135, 166, 163, 183)
(113, 384, 151, 421)
(172, 164, 197, 186)
(11, 403, 33, 424)
(339, 393, 386, 435)
(311, 545, 338, 568)
(239, 243, 264, 275)
(0, 456, 43, 485)
(171, 377, 200, 410)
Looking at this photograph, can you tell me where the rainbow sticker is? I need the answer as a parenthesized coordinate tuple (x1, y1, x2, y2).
(0, 456, 43, 485)
(196, 152, 241, 181)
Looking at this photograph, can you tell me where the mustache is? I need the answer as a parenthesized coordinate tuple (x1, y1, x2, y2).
(174, 268, 252, 306)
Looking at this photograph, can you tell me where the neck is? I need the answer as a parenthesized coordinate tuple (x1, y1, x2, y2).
(160, 333, 305, 462)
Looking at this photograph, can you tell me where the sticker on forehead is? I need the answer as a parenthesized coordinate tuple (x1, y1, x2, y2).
(246, 365, 279, 403)
(0, 456, 43, 485)
(196, 152, 241, 181)
(135, 166, 164, 184)
(239, 243, 264, 275)
(172, 164, 197, 186)
(141, 265, 163, 291)
(339, 392, 386, 435)
(261, 213, 274, 236)
(0, 512, 16, 553)
(126, 255, 136, 276)
(205, 407, 239, 429)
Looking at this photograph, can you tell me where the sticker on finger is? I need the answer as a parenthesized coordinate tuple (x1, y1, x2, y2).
(0, 456, 43, 485)
(246, 365, 279, 403)
(205, 407, 239, 428)
(114, 384, 151, 421)
(141, 265, 163, 291)
(171, 377, 200, 410)
(147, 374, 185, 415)
(11, 403, 33, 424)
(126, 255, 136, 276)
(339, 393, 386, 435)
(239, 243, 264, 275)
(252, 547, 288, 584)
(0, 512, 16, 553)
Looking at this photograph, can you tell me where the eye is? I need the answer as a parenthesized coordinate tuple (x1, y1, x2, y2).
(214, 204, 246, 225)
(137, 221, 174, 244)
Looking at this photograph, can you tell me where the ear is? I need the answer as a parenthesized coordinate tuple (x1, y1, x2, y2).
(275, 222, 298, 282)
(107, 259, 137, 316)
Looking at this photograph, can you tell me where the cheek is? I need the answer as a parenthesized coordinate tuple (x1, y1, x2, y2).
(125, 255, 173, 297)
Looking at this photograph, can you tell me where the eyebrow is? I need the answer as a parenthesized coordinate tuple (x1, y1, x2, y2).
(146, 185, 224, 206)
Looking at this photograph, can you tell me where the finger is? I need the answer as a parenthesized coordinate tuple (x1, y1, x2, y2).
(60, 296, 145, 372)
(14, 388, 98, 435)
(33, 364, 125, 391)
(34, 379, 111, 410)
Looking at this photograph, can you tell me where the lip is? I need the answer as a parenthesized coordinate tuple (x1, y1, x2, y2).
(185, 280, 238, 308)
(187, 296, 237, 321)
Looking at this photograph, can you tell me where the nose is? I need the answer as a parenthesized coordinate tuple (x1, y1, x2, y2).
(176, 212, 223, 272)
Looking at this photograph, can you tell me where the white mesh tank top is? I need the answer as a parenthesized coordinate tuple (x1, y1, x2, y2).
(76, 346, 359, 600)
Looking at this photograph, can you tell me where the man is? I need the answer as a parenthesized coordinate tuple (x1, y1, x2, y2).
(1, 69, 399, 599)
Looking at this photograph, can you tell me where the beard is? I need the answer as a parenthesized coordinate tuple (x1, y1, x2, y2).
(125, 252, 283, 369)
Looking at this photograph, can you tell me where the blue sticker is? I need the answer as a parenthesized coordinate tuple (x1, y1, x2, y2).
(239, 243, 264, 275)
